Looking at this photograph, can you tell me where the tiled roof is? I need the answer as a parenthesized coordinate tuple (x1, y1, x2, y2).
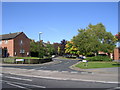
(0, 32, 22, 40)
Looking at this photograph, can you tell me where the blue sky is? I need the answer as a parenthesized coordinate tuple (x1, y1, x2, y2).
(2, 2, 118, 43)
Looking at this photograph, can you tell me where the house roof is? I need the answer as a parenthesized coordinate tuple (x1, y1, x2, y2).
(0, 32, 23, 40)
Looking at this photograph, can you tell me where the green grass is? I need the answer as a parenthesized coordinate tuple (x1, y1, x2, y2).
(75, 61, 120, 69)
(58, 57, 79, 60)
(9, 57, 40, 59)
(8, 56, 52, 59)
(4, 59, 15, 63)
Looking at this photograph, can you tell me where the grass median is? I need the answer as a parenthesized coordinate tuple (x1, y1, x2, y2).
(75, 61, 120, 69)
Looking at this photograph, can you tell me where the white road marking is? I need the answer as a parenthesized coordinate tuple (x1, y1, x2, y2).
(70, 71, 78, 73)
(0, 73, 2, 77)
(7, 82, 29, 89)
(4, 72, 119, 84)
(81, 72, 89, 74)
(4, 76, 32, 81)
(3, 80, 46, 88)
(114, 87, 120, 89)
(28, 69, 35, 71)
(61, 71, 68, 73)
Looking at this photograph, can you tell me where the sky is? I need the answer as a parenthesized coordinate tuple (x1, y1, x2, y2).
(2, 2, 118, 43)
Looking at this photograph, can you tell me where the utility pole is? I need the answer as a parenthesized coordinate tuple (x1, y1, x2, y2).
(39, 32, 42, 58)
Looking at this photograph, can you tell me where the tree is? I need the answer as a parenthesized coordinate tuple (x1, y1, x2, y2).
(72, 23, 117, 56)
(115, 32, 120, 41)
(65, 41, 79, 55)
(30, 39, 56, 58)
(60, 39, 67, 55)
(53, 39, 67, 56)
(53, 43, 60, 55)
(30, 40, 39, 57)
(45, 41, 55, 56)
(57, 46, 61, 55)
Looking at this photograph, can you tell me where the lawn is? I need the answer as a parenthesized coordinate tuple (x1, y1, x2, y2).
(75, 61, 120, 69)
(14, 57, 40, 59)
(58, 56, 79, 60)
(9, 57, 40, 59)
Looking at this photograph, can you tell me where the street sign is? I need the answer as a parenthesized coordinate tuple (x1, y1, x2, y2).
(16, 59, 24, 61)
(82, 60, 87, 62)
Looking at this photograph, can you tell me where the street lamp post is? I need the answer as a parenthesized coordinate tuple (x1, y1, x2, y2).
(39, 32, 42, 58)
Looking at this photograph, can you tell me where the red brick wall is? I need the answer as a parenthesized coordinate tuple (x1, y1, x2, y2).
(114, 48, 120, 60)
(1, 39, 14, 56)
(14, 32, 30, 57)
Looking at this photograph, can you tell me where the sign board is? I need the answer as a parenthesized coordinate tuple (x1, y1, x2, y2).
(16, 59, 24, 62)
(82, 60, 87, 62)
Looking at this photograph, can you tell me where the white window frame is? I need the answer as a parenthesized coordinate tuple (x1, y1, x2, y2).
(0, 40, 2, 44)
(20, 40, 23, 45)
(5, 40, 8, 44)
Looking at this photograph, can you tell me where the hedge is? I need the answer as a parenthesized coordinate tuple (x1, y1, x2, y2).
(2, 57, 52, 64)
(85, 56, 112, 61)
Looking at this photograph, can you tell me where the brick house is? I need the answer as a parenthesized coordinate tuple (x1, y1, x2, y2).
(113, 47, 120, 60)
(0, 32, 30, 57)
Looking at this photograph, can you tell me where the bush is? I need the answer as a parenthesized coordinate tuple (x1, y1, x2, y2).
(86, 56, 112, 61)
(2, 58, 15, 63)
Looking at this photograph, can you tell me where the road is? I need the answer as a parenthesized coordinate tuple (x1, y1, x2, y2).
(2, 58, 91, 73)
(1, 58, 119, 89)
(1, 73, 119, 89)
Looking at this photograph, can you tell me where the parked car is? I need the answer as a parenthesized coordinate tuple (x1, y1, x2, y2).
(52, 55, 56, 58)
(77, 56, 86, 59)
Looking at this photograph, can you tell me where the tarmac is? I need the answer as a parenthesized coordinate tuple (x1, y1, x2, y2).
(0, 62, 119, 84)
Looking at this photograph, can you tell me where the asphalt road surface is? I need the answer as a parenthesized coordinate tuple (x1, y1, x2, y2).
(2, 58, 90, 73)
(1, 73, 119, 89)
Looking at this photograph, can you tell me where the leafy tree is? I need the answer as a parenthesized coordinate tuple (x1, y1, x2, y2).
(53, 43, 60, 55)
(60, 39, 67, 55)
(57, 46, 61, 55)
(38, 40, 45, 58)
(115, 32, 120, 41)
(30, 40, 54, 58)
(72, 23, 117, 56)
(45, 41, 55, 56)
(30, 40, 39, 57)
(53, 39, 67, 56)
(65, 41, 79, 55)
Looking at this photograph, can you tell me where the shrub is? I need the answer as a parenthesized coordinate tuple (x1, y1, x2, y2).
(86, 56, 112, 61)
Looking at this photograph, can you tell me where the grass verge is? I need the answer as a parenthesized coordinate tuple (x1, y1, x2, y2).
(75, 61, 120, 69)
(9, 57, 40, 59)
(58, 57, 79, 60)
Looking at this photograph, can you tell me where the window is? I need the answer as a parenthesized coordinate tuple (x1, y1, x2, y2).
(20, 49, 25, 53)
(0, 40, 2, 44)
(5, 40, 8, 44)
(20, 40, 23, 45)
(27, 52, 29, 56)
(14, 52, 17, 56)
